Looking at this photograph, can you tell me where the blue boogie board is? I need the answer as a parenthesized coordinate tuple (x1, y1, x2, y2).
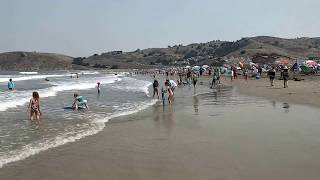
(63, 106, 86, 110)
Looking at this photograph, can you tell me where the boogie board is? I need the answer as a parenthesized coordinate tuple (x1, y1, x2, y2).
(63, 106, 86, 110)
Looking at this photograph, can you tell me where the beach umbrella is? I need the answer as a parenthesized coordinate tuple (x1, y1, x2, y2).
(276, 58, 289, 65)
(223, 64, 230, 68)
(185, 65, 191, 69)
(305, 60, 317, 66)
(192, 66, 200, 72)
(202, 65, 209, 69)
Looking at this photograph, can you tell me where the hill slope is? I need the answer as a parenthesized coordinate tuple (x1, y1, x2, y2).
(82, 36, 320, 68)
(0, 52, 76, 70)
(2, 36, 320, 70)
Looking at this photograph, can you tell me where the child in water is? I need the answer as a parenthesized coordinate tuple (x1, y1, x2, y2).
(72, 93, 89, 110)
(8, 79, 14, 91)
(27, 92, 41, 121)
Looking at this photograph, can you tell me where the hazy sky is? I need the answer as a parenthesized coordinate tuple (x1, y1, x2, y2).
(1, 0, 319, 56)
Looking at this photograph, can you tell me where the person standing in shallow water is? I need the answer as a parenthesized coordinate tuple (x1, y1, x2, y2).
(97, 82, 101, 94)
(27, 92, 41, 121)
(152, 76, 159, 99)
(165, 81, 174, 104)
(211, 72, 217, 88)
(8, 79, 14, 91)
(192, 73, 198, 89)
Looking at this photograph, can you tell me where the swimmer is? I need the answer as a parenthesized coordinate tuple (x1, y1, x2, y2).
(72, 93, 89, 110)
(153, 77, 159, 99)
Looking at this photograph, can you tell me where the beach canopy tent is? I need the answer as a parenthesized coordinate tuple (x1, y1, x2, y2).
(223, 64, 231, 68)
(192, 66, 200, 72)
(249, 62, 258, 67)
(202, 65, 209, 69)
(276, 58, 289, 65)
(305, 60, 317, 67)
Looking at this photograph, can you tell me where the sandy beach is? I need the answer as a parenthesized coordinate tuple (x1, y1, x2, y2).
(1, 74, 320, 180)
(224, 74, 320, 108)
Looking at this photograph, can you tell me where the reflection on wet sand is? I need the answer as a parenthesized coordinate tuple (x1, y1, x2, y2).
(193, 96, 199, 115)
(152, 103, 175, 136)
(283, 102, 290, 113)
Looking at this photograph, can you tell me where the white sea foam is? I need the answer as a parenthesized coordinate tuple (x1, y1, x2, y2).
(0, 99, 158, 168)
(0, 74, 66, 83)
(112, 77, 152, 96)
(19, 72, 38, 75)
(0, 71, 100, 83)
(0, 75, 120, 111)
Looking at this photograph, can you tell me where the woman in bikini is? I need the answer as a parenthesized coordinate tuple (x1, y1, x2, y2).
(27, 92, 41, 121)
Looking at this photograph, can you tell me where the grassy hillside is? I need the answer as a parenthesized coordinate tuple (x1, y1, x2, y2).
(81, 36, 320, 68)
(0, 51, 77, 70)
(2, 36, 320, 70)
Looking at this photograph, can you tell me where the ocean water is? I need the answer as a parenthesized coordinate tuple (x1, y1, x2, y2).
(0, 71, 157, 168)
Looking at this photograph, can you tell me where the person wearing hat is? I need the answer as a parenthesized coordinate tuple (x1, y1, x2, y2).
(282, 66, 289, 88)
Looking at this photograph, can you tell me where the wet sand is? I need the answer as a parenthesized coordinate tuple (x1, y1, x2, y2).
(2, 75, 320, 180)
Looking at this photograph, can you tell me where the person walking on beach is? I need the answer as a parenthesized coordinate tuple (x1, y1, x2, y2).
(8, 79, 15, 91)
(282, 66, 289, 88)
(186, 70, 191, 85)
(233, 68, 237, 80)
(72, 93, 89, 110)
(230, 69, 234, 81)
(268, 67, 276, 86)
(27, 92, 41, 121)
(217, 68, 221, 84)
(169, 79, 177, 93)
(244, 69, 248, 81)
(192, 73, 198, 88)
(211, 72, 217, 88)
(153, 77, 159, 99)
